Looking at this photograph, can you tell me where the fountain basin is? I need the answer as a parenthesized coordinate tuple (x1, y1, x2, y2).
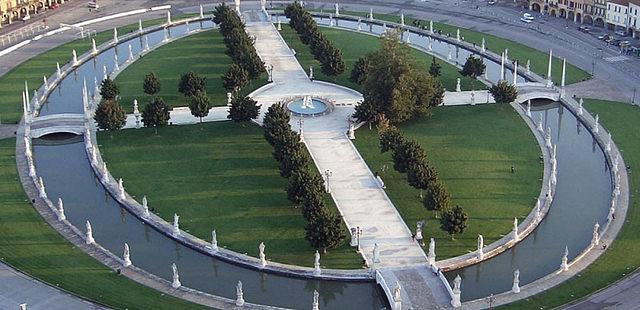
(285, 96, 333, 117)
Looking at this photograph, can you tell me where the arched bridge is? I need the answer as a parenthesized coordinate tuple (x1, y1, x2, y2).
(516, 82, 562, 104)
(29, 113, 86, 138)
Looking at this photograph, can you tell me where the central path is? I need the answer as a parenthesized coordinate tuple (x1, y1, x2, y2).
(244, 11, 451, 308)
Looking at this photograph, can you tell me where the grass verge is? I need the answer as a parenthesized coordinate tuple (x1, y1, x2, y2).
(502, 99, 639, 309)
(0, 138, 206, 309)
(97, 121, 362, 269)
(115, 30, 268, 112)
(279, 24, 486, 92)
(353, 104, 541, 259)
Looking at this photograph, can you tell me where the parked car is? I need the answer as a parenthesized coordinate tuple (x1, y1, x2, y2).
(597, 34, 607, 40)
(88, 2, 99, 9)
(523, 13, 535, 20)
(21, 15, 31, 22)
(615, 30, 628, 37)
(520, 17, 532, 23)
(50, 3, 59, 9)
(488, 0, 497, 5)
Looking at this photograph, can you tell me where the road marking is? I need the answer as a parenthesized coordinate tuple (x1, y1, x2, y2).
(604, 56, 629, 62)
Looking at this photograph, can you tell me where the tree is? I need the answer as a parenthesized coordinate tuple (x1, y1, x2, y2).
(379, 126, 405, 153)
(305, 210, 345, 253)
(423, 181, 451, 218)
(100, 77, 119, 101)
(94, 99, 126, 132)
(392, 140, 427, 174)
(301, 189, 327, 222)
(440, 205, 469, 239)
(228, 95, 260, 123)
(188, 91, 210, 122)
(275, 133, 309, 178)
(407, 162, 438, 198)
(141, 97, 171, 134)
(178, 71, 206, 97)
(489, 80, 518, 103)
(460, 55, 486, 79)
(287, 169, 324, 206)
(350, 55, 371, 85)
(222, 64, 249, 93)
(321, 45, 346, 76)
(143, 72, 161, 96)
(429, 56, 441, 77)
(263, 103, 291, 147)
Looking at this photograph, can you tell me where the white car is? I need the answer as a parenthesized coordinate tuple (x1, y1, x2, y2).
(523, 13, 534, 20)
(88, 2, 99, 9)
(21, 15, 31, 22)
(520, 17, 532, 23)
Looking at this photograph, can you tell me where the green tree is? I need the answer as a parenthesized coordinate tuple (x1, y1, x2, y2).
(94, 99, 126, 132)
(440, 205, 469, 239)
(228, 95, 260, 123)
(301, 190, 327, 222)
(489, 80, 518, 103)
(143, 72, 161, 96)
(350, 55, 370, 84)
(178, 71, 206, 97)
(262, 103, 291, 147)
(305, 210, 346, 253)
(407, 162, 438, 198)
(100, 77, 119, 101)
(460, 55, 486, 79)
(188, 91, 210, 122)
(321, 45, 346, 76)
(423, 181, 451, 218)
(222, 64, 249, 93)
(379, 126, 405, 153)
(274, 133, 309, 178)
(287, 169, 324, 206)
(428, 56, 441, 77)
(392, 140, 427, 174)
(141, 97, 171, 134)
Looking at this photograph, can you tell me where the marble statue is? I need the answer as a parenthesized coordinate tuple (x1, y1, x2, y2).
(259, 242, 267, 267)
(560, 246, 569, 271)
(512, 269, 520, 293)
(373, 243, 380, 263)
(477, 235, 484, 260)
(166, 11, 171, 25)
(455, 78, 461, 92)
(314, 250, 321, 275)
(512, 218, 519, 242)
(481, 37, 485, 52)
(128, 44, 134, 62)
(171, 263, 181, 288)
(236, 281, 245, 306)
(118, 178, 125, 200)
(593, 115, 600, 134)
(56, 62, 61, 78)
(113, 27, 118, 43)
(92, 38, 98, 55)
(142, 196, 149, 217)
(427, 238, 436, 265)
(211, 229, 218, 251)
(57, 198, 66, 221)
(334, 3, 339, 16)
(173, 213, 180, 235)
(123, 243, 132, 267)
(451, 275, 462, 307)
(592, 222, 600, 246)
(139, 19, 143, 34)
(526, 100, 531, 117)
(85, 220, 95, 244)
(72, 49, 78, 66)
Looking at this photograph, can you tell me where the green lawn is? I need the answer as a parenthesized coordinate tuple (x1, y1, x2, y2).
(115, 30, 268, 112)
(316, 10, 591, 85)
(353, 104, 541, 258)
(503, 100, 640, 309)
(0, 138, 207, 310)
(97, 122, 362, 269)
(278, 25, 486, 92)
(0, 16, 194, 124)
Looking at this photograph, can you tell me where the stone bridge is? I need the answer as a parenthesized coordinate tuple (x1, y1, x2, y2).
(516, 82, 562, 104)
(29, 113, 86, 138)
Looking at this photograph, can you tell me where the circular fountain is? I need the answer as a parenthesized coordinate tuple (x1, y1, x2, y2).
(285, 95, 333, 117)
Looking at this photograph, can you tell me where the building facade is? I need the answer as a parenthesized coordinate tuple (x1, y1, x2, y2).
(606, 0, 630, 30)
(529, 0, 604, 25)
(630, 0, 640, 36)
(1, 0, 68, 26)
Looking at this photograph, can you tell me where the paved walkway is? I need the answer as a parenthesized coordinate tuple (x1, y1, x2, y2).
(245, 11, 427, 269)
(0, 261, 103, 310)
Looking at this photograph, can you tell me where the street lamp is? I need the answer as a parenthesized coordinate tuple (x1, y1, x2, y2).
(355, 226, 362, 253)
(324, 169, 332, 193)
(633, 88, 637, 105)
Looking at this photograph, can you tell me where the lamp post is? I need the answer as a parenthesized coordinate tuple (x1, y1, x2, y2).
(633, 87, 637, 105)
(324, 169, 332, 193)
(355, 226, 362, 253)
